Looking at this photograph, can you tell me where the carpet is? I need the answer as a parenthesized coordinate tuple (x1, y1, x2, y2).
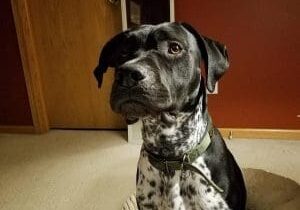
(0, 130, 299, 210)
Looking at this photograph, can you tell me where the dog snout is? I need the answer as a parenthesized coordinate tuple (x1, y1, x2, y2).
(116, 67, 145, 88)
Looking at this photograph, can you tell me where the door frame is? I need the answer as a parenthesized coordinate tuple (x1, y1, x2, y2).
(11, 0, 49, 133)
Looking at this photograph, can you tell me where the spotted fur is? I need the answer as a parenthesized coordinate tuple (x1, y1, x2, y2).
(137, 93, 230, 210)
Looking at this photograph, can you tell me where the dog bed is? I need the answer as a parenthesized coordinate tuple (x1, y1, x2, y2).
(122, 168, 300, 210)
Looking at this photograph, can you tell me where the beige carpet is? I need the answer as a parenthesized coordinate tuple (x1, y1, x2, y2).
(0, 130, 299, 210)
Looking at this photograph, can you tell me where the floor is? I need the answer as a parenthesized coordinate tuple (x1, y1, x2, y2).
(0, 130, 299, 210)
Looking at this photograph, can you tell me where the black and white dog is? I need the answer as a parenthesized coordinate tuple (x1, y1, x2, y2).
(94, 22, 246, 210)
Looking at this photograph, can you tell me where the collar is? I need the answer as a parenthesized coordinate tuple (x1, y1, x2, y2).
(146, 123, 212, 167)
(144, 119, 224, 193)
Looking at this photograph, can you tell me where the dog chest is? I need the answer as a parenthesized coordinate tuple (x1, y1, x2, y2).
(136, 154, 230, 210)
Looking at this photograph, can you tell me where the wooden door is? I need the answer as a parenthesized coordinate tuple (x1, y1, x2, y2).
(26, 0, 125, 129)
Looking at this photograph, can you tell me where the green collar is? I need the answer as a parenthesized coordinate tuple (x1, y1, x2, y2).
(186, 128, 212, 162)
(145, 122, 224, 193)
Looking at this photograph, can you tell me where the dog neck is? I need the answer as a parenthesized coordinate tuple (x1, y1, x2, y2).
(141, 80, 208, 158)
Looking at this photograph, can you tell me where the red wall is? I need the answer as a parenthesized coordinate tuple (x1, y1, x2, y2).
(176, 0, 300, 129)
(0, 0, 33, 125)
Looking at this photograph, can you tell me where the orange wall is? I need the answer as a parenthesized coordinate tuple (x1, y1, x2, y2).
(175, 0, 300, 129)
(0, 0, 33, 125)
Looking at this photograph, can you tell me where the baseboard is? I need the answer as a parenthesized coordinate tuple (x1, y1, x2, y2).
(128, 123, 300, 143)
(1, 126, 298, 139)
(219, 128, 300, 140)
(0, 125, 35, 134)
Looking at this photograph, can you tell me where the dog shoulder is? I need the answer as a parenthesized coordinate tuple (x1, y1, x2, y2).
(204, 127, 247, 209)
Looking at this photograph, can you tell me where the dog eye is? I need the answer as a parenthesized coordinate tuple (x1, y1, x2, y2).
(168, 42, 182, 54)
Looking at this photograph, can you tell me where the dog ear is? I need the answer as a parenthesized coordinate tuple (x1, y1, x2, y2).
(94, 31, 128, 88)
(181, 23, 229, 93)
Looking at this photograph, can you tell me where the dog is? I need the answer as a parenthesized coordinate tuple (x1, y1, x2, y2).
(94, 22, 246, 210)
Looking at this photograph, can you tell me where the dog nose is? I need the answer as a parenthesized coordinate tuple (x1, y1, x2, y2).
(116, 67, 145, 88)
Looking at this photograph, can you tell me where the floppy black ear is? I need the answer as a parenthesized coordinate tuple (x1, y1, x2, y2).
(181, 23, 229, 93)
(94, 31, 128, 88)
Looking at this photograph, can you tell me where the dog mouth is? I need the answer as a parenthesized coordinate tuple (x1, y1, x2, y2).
(110, 85, 173, 123)
(112, 97, 149, 116)
(112, 93, 172, 123)
(120, 100, 147, 114)
(113, 99, 150, 124)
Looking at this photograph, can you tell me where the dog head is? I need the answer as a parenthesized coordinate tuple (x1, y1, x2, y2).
(94, 22, 229, 123)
